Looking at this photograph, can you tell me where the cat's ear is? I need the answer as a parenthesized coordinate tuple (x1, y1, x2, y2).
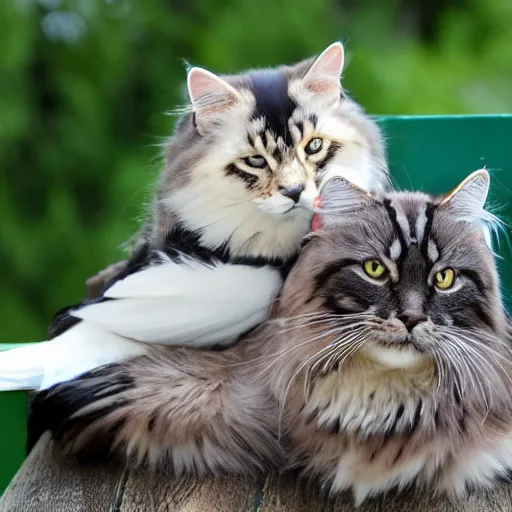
(303, 42, 344, 103)
(440, 169, 490, 214)
(440, 169, 498, 247)
(187, 67, 241, 135)
(315, 173, 374, 230)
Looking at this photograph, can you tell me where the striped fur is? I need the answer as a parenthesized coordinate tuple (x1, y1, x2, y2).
(30, 171, 512, 505)
(84, 42, 389, 296)
(1, 43, 391, 393)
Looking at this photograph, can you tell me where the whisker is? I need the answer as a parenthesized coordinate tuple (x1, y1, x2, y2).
(309, 329, 371, 374)
(276, 326, 373, 438)
(274, 314, 377, 334)
(317, 330, 371, 374)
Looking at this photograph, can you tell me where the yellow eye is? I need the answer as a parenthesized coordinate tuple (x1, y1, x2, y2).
(435, 268, 456, 290)
(363, 259, 387, 279)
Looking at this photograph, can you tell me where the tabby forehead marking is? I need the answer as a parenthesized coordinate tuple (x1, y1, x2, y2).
(249, 70, 296, 146)
(414, 204, 428, 243)
(427, 239, 440, 262)
(382, 200, 440, 267)
(389, 239, 402, 260)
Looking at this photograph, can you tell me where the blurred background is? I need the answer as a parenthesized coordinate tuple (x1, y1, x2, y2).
(1, 0, 511, 341)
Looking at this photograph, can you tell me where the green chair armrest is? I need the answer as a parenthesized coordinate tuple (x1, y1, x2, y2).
(0, 343, 37, 494)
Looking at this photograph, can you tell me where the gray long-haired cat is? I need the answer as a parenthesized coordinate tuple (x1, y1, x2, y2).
(29, 169, 511, 505)
(86, 42, 389, 295)
(0, 42, 389, 393)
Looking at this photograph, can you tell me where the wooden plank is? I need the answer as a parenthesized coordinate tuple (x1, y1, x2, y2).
(0, 434, 123, 512)
(256, 473, 512, 512)
(2, 438, 512, 511)
(119, 469, 259, 512)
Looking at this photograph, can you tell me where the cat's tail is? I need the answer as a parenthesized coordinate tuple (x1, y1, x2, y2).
(0, 323, 146, 392)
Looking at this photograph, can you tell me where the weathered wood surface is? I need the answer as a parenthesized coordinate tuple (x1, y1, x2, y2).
(2, 434, 512, 511)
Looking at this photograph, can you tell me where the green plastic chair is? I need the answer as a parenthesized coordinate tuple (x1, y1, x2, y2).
(1, 114, 511, 494)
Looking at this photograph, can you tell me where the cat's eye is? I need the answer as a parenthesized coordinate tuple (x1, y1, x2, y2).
(434, 268, 456, 290)
(244, 155, 267, 168)
(363, 259, 387, 279)
(305, 138, 323, 155)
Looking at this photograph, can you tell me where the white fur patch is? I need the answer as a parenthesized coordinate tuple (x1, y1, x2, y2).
(389, 239, 402, 260)
(442, 433, 512, 497)
(75, 261, 282, 347)
(0, 323, 147, 391)
(363, 344, 429, 369)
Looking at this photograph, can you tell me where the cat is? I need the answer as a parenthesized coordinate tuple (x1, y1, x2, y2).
(28, 169, 512, 505)
(0, 42, 389, 392)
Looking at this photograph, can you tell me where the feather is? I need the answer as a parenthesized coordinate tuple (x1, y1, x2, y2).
(72, 260, 282, 346)
(0, 260, 282, 391)
(0, 323, 146, 391)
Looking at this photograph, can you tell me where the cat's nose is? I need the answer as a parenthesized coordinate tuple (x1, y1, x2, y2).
(280, 184, 305, 203)
(397, 311, 427, 331)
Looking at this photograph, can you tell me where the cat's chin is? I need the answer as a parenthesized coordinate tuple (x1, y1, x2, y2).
(252, 199, 314, 217)
(362, 342, 429, 369)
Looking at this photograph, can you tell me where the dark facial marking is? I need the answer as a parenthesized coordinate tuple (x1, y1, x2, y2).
(383, 200, 407, 264)
(419, 203, 437, 258)
(318, 141, 342, 171)
(295, 120, 304, 139)
(249, 71, 297, 146)
(459, 269, 487, 294)
(308, 113, 318, 126)
(225, 164, 258, 188)
(326, 295, 369, 315)
(314, 258, 359, 290)
(259, 130, 268, 149)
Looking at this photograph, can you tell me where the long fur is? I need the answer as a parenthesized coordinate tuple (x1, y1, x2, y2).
(29, 343, 281, 475)
(0, 43, 389, 392)
(29, 171, 512, 505)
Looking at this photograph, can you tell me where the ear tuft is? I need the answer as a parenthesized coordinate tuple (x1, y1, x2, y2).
(440, 169, 490, 211)
(303, 42, 344, 99)
(440, 169, 504, 249)
(186, 67, 240, 135)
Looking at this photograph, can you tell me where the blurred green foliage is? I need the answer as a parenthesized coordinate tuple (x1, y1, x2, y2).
(0, 0, 511, 341)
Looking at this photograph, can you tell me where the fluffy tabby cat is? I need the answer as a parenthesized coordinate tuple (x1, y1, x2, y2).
(30, 169, 512, 504)
(0, 42, 388, 392)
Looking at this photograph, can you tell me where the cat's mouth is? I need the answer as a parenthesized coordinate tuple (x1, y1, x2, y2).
(361, 332, 430, 369)
(373, 334, 422, 350)
(363, 342, 428, 369)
